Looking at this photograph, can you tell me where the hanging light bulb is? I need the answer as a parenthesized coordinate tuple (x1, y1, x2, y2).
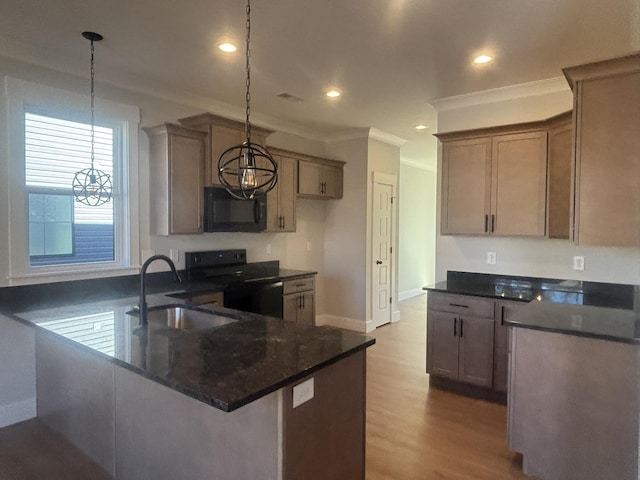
(218, 0, 277, 200)
(72, 31, 112, 207)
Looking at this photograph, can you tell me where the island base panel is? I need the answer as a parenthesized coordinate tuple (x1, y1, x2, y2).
(508, 327, 639, 480)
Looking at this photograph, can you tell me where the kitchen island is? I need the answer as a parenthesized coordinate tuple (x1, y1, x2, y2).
(2, 278, 374, 480)
(424, 271, 640, 480)
(505, 299, 640, 480)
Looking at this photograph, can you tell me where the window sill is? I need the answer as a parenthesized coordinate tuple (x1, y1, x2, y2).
(9, 267, 140, 286)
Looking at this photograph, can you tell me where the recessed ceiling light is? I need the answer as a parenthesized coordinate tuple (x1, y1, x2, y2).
(415, 124, 428, 130)
(219, 43, 237, 53)
(473, 55, 493, 64)
(326, 90, 341, 98)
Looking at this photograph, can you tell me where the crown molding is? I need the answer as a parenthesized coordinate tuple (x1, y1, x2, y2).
(430, 77, 570, 112)
(369, 128, 407, 147)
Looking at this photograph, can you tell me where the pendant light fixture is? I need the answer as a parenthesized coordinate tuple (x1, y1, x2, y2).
(72, 31, 112, 207)
(218, 0, 277, 200)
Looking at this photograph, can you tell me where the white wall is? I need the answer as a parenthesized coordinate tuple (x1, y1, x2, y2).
(434, 81, 640, 285)
(398, 162, 436, 297)
(323, 135, 369, 329)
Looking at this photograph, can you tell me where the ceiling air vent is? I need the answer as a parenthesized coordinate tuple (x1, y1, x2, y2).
(276, 92, 304, 103)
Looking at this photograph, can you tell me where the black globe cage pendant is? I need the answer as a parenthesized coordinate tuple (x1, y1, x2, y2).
(72, 31, 113, 207)
(217, 0, 277, 200)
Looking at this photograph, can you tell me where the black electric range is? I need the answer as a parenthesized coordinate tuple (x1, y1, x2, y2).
(185, 249, 284, 318)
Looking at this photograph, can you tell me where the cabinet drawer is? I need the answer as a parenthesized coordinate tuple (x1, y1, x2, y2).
(427, 292, 495, 318)
(283, 276, 315, 295)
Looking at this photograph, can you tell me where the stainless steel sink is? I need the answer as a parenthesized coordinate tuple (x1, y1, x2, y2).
(129, 305, 237, 331)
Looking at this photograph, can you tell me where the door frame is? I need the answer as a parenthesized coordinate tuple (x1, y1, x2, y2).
(370, 172, 398, 329)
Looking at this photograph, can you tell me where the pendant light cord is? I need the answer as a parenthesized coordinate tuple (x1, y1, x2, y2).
(245, 0, 252, 145)
(90, 38, 96, 171)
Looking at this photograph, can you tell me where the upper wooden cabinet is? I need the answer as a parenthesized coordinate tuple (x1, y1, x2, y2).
(297, 155, 345, 199)
(178, 113, 273, 187)
(144, 123, 206, 235)
(437, 125, 549, 237)
(563, 53, 640, 248)
(265, 148, 298, 232)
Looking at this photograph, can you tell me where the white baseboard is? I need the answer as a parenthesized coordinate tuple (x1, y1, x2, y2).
(0, 398, 36, 428)
(399, 288, 425, 301)
(316, 314, 371, 333)
(392, 309, 401, 323)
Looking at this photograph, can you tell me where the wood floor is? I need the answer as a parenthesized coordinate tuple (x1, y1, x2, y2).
(0, 418, 111, 480)
(366, 294, 533, 480)
(0, 294, 532, 480)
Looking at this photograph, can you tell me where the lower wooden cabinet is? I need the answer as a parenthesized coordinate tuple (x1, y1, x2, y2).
(283, 276, 316, 326)
(427, 292, 495, 389)
(428, 310, 495, 388)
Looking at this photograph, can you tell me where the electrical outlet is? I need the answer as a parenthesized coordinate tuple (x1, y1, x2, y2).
(170, 248, 180, 263)
(573, 256, 585, 271)
(266, 244, 272, 255)
(307, 241, 312, 252)
(292, 378, 314, 408)
(486, 252, 497, 265)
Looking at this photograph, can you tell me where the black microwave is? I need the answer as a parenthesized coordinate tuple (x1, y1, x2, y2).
(203, 186, 266, 232)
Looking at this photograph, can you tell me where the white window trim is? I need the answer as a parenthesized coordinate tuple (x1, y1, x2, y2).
(5, 77, 140, 285)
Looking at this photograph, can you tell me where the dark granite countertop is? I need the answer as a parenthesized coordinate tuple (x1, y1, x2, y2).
(0, 266, 373, 412)
(423, 271, 640, 344)
(9, 292, 373, 412)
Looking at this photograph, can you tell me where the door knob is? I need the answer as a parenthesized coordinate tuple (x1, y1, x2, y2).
(376, 260, 382, 265)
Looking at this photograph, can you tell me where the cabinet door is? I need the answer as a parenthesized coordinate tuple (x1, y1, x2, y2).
(266, 155, 297, 232)
(298, 160, 322, 196)
(169, 134, 204, 234)
(210, 125, 244, 186)
(298, 292, 315, 326)
(494, 300, 525, 393)
(322, 165, 343, 199)
(574, 71, 640, 247)
(458, 314, 495, 388)
(491, 131, 548, 236)
(440, 137, 492, 234)
(547, 118, 572, 239)
(279, 156, 297, 231)
(427, 311, 459, 380)
(282, 294, 299, 322)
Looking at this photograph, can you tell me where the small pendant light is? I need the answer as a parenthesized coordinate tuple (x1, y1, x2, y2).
(72, 31, 113, 207)
(217, 0, 278, 200)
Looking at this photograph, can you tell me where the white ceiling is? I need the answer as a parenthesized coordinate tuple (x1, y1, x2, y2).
(0, 0, 638, 165)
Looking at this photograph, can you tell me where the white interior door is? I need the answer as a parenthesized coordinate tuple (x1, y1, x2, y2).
(371, 179, 394, 329)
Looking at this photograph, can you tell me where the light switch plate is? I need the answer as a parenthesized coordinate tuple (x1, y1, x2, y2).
(170, 248, 180, 263)
(573, 256, 585, 271)
(486, 252, 497, 265)
(292, 378, 314, 408)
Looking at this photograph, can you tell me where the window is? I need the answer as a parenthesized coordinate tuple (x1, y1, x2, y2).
(25, 113, 115, 266)
(6, 77, 140, 283)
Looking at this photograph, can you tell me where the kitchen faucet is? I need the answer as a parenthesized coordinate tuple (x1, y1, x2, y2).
(139, 254, 182, 326)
